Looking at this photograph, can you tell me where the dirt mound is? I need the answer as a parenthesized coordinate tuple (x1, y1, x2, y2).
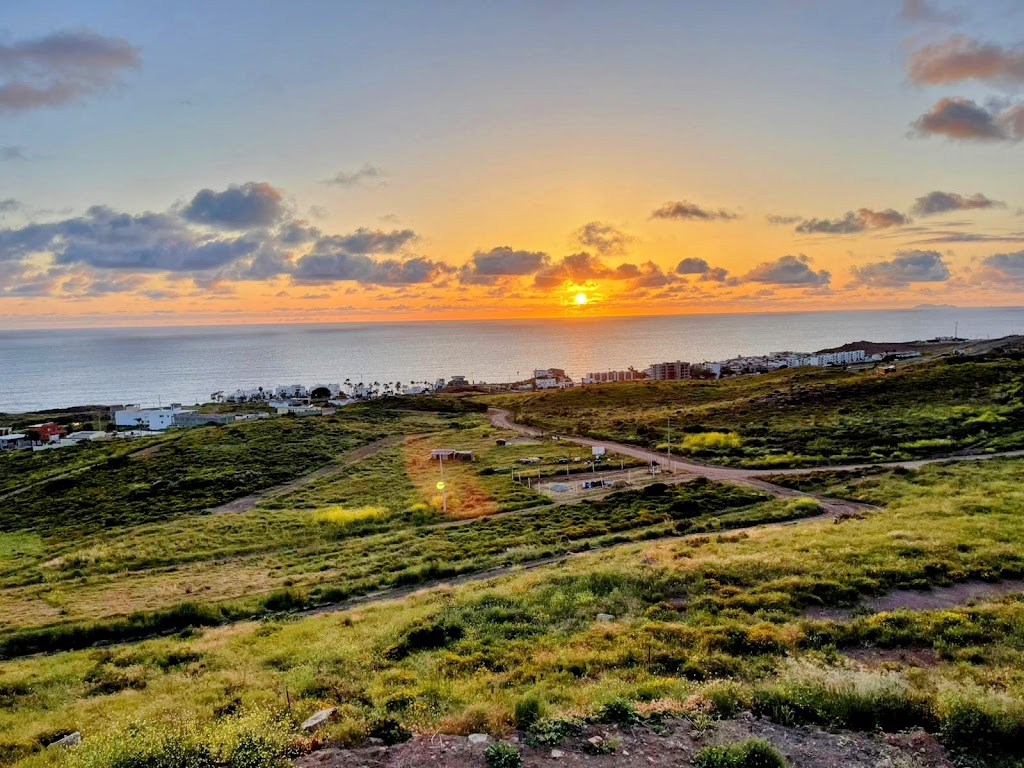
(295, 713, 952, 768)
(806, 579, 1024, 621)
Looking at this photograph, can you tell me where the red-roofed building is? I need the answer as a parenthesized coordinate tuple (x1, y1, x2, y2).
(26, 422, 66, 443)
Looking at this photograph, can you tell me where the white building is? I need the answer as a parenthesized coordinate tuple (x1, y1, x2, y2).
(113, 406, 186, 430)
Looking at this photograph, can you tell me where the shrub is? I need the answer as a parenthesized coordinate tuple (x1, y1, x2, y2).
(484, 741, 522, 768)
(513, 694, 546, 730)
(594, 697, 640, 725)
(367, 717, 411, 745)
(693, 739, 788, 768)
(312, 506, 384, 526)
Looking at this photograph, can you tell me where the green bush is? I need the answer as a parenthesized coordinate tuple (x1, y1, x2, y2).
(513, 694, 546, 729)
(484, 740, 522, 768)
(693, 739, 788, 768)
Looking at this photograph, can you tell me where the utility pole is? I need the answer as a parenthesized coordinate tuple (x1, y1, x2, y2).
(439, 456, 447, 515)
(667, 417, 672, 473)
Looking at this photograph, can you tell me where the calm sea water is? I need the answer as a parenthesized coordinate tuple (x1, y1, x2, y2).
(2, 308, 1023, 413)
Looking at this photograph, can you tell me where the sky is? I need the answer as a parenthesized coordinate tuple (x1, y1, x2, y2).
(2, 0, 1024, 329)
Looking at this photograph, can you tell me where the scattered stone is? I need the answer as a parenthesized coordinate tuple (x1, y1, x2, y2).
(596, 613, 614, 622)
(301, 707, 337, 731)
(47, 732, 81, 749)
(467, 733, 491, 745)
(550, 749, 564, 759)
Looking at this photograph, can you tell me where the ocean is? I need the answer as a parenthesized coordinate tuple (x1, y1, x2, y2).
(2, 308, 1023, 413)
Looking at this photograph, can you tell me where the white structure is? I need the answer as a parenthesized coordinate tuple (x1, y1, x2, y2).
(113, 406, 186, 430)
(535, 376, 573, 390)
(274, 384, 308, 399)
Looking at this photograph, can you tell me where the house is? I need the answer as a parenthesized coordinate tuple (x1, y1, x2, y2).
(173, 412, 237, 428)
(0, 432, 29, 450)
(113, 407, 184, 430)
(25, 422, 66, 443)
(64, 430, 108, 443)
(430, 449, 457, 460)
(446, 375, 468, 389)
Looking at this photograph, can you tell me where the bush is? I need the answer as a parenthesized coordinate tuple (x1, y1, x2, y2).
(484, 741, 522, 768)
(367, 717, 411, 745)
(513, 694, 546, 729)
(693, 739, 788, 768)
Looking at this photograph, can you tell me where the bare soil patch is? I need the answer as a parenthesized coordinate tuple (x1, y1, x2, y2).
(295, 713, 952, 768)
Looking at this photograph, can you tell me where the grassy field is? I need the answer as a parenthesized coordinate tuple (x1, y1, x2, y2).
(484, 355, 1024, 467)
(2, 458, 1024, 766)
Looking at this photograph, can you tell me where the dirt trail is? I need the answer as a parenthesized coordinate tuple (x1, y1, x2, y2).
(208, 436, 403, 515)
(807, 578, 1024, 621)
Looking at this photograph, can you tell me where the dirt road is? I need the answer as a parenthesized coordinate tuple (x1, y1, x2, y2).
(489, 408, 1024, 481)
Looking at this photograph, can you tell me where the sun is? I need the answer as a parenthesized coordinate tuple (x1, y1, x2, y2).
(574, 292, 588, 305)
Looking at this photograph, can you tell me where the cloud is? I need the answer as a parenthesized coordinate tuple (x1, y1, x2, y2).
(795, 208, 910, 234)
(573, 222, 632, 255)
(618, 261, 677, 288)
(0, 199, 19, 214)
(313, 227, 417, 255)
(743, 254, 830, 286)
(468, 246, 549, 276)
(0, 205, 259, 271)
(766, 214, 801, 225)
(911, 190, 1004, 216)
(1, 145, 25, 160)
(651, 200, 740, 221)
(911, 97, 1024, 142)
(0, 29, 140, 114)
(901, 0, 959, 24)
(675, 257, 710, 274)
(907, 36, 1024, 88)
(182, 182, 287, 229)
(534, 252, 617, 288)
(291, 250, 451, 285)
(979, 251, 1024, 282)
(323, 163, 385, 187)
(850, 250, 951, 287)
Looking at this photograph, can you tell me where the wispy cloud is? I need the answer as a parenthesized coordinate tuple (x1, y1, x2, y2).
(907, 36, 1024, 89)
(0, 29, 140, 114)
(911, 97, 1024, 142)
(323, 163, 385, 187)
(651, 200, 740, 222)
(911, 191, 1004, 216)
(795, 208, 910, 234)
(850, 250, 951, 287)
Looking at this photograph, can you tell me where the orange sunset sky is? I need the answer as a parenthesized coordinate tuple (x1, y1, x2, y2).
(2, 0, 1024, 328)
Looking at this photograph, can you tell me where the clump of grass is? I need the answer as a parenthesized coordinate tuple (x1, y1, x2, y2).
(693, 738, 788, 768)
(312, 505, 386, 525)
(513, 694, 546, 730)
(66, 709, 294, 768)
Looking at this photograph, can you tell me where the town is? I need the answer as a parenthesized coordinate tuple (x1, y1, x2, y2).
(0, 341, 944, 452)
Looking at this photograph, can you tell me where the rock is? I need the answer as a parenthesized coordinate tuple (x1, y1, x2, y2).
(596, 613, 614, 622)
(367, 737, 384, 746)
(300, 707, 337, 731)
(587, 735, 604, 746)
(468, 733, 491, 745)
(47, 732, 81, 749)
(550, 749, 565, 758)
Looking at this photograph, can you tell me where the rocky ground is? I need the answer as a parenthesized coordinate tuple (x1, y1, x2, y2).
(295, 712, 954, 768)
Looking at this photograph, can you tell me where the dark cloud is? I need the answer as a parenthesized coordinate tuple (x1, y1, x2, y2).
(701, 266, 733, 283)
(651, 201, 740, 222)
(766, 214, 801, 225)
(277, 220, 322, 246)
(911, 191, 1004, 216)
(0, 29, 140, 114)
(323, 163, 384, 187)
(980, 250, 1024, 281)
(909, 231, 1024, 244)
(314, 227, 417, 255)
(795, 208, 910, 234)
(911, 97, 1024, 142)
(469, 246, 549, 276)
(901, 0, 959, 24)
(850, 250, 951, 287)
(619, 261, 676, 288)
(0, 205, 258, 271)
(182, 182, 287, 229)
(743, 254, 830, 286)
(907, 36, 1024, 88)
(675, 257, 710, 274)
(1, 145, 26, 161)
(573, 222, 632, 256)
(291, 250, 451, 285)
(0, 199, 19, 214)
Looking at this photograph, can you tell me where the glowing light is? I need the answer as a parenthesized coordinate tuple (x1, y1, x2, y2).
(575, 292, 588, 305)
